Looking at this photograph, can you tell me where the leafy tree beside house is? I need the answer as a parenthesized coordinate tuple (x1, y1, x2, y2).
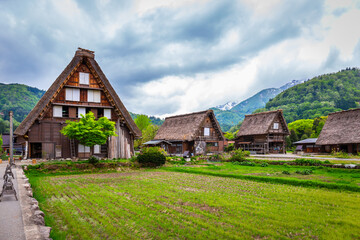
(60, 112, 117, 155)
(134, 115, 159, 149)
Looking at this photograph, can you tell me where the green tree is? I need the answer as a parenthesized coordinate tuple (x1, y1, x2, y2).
(134, 116, 159, 149)
(0, 134, 3, 153)
(60, 112, 117, 154)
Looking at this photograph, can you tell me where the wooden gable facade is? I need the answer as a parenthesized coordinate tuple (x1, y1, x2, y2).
(235, 110, 289, 154)
(15, 48, 141, 159)
(153, 110, 224, 155)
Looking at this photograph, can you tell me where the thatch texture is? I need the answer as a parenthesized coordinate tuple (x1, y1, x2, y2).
(154, 110, 223, 141)
(14, 48, 141, 137)
(236, 110, 289, 137)
(316, 108, 360, 145)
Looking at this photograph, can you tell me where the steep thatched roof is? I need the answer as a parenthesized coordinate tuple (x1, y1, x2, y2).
(236, 110, 289, 137)
(316, 108, 360, 145)
(14, 48, 141, 137)
(154, 110, 224, 141)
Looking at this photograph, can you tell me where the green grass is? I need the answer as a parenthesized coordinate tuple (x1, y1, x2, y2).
(164, 163, 360, 192)
(29, 170, 360, 240)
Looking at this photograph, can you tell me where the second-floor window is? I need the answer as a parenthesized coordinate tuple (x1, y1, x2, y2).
(65, 88, 80, 101)
(204, 127, 210, 136)
(79, 72, 89, 85)
(273, 122, 279, 129)
(88, 90, 101, 103)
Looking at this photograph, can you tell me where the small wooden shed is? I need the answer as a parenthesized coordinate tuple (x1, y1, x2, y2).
(316, 108, 360, 153)
(293, 138, 320, 153)
(14, 48, 141, 159)
(153, 110, 224, 155)
(235, 110, 289, 154)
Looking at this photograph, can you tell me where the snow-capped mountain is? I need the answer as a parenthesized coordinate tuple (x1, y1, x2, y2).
(215, 101, 239, 111)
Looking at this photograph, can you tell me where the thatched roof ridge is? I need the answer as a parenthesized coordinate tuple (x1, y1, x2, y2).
(236, 109, 289, 137)
(154, 110, 224, 141)
(15, 48, 141, 137)
(316, 108, 360, 145)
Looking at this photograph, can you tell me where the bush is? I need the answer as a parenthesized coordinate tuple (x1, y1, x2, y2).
(282, 170, 291, 175)
(323, 160, 331, 164)
(295, 169, 313, 175)
(294, 158, 322, 166)
(229, 149, 250, 162)
(331, 150, 350, 159)
(209, 154, 223, 162)
(261, 162, 269, 167)
(224, 143, 235, 152)
(137, 147, 166, 167)
(88, 156, 99, 165)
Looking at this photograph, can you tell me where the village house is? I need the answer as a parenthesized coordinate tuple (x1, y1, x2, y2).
(235, 110, 289, 154)
(151, 110, 224, 155)
(316, 108, 360, 153)
(14, 48, 141, 159)
(293, 138, 320, 154)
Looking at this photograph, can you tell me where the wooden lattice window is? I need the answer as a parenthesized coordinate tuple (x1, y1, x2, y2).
(79, 72, 89, 85)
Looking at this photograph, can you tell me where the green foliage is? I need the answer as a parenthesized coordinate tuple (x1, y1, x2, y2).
(264, 68, 360, 123)
(60, 112, 117, 149)
(129, 112, 164, 126)
(282, 170, 291, 175)
(0, 83, 45, 134)
(88, 156, 99, 165)
(0, 134, 2, 153)
(232, 161, 256, 166)
(134, 115, 159, 149)
(224, 132, 235, 140)
(261, 162, 269, 167)
(294, 158, 322, 166)
(229, 149, 250, 162)
(286, 116, 327, 148)
(295, 169, 313, 175)
(224, 143, 235, 152)
(137, 147, 166, 167)
(134, 114, 151, 132)
(331, 150, 350, 159)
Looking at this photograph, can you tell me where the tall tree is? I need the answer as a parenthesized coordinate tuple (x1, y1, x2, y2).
(134, 115, 151, 132)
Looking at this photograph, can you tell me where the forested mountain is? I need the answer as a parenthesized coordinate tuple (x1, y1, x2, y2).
(0, 84, 45, 133)
(257, 68, 360, 123)
(212, 80, 303, 131)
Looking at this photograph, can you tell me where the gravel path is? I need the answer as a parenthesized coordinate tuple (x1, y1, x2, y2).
(0, 162, 26, 240)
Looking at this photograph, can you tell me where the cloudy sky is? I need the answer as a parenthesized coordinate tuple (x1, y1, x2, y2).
(1, 0, 360, 117)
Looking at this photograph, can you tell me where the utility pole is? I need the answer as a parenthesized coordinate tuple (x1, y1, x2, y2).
(9, 111, 13, 165)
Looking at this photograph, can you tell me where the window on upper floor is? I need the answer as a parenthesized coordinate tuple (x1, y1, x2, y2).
(204, 127, 210, 136)
(79, 72, 89, 85)
(62, 106, 69, 118)
(65, 88, 80, 101)
(273, 122, 279, 129)
(53, 106, 62, 117)
(88, 90, 101, 103)
(104, 109, 111, 119)
(97, 108, 104, 118)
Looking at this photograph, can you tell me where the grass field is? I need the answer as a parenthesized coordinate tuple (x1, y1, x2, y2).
(29, 168, 360, 240)
(165, 163, 360, 191)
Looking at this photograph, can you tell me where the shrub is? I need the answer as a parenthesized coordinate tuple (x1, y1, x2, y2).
(331, 150, 350, 159)
(229, 149, 250, 162)
(224, 143, 235, 152)
(294, 158, 322, 166)
(282, 170, 291, 175)
(240, 161, 256, 166)
(88, 156, 99, 165)
(261, 162, 269, 167)
(137, 147, 166, 167)
(295, 169, 313, 175)
(209, 154, 223, 162)
(323, 160, 331, 164)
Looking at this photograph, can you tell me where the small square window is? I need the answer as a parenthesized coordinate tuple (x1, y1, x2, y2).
(273, 123, 279, 129)
(79, 72, 89, 85)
